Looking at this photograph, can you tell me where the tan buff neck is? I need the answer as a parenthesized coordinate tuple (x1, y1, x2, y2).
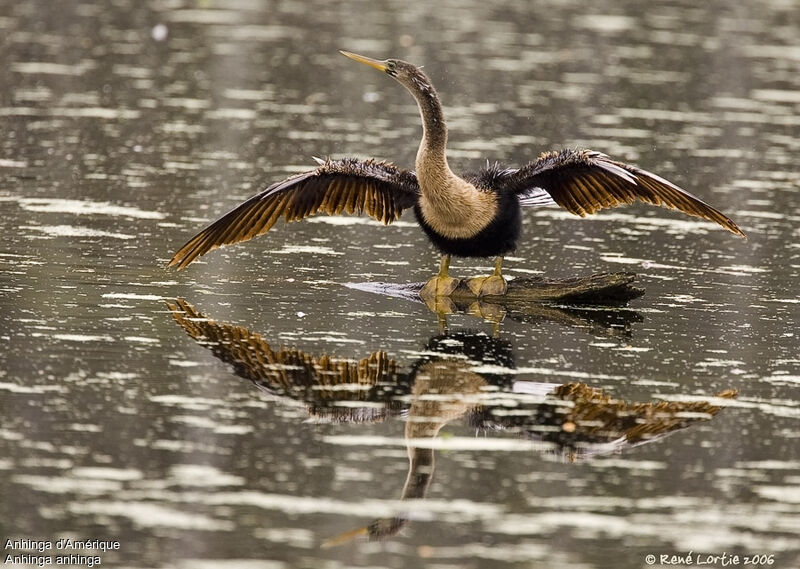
(416, 148, 498, 239)
(398, 69, 497, 239)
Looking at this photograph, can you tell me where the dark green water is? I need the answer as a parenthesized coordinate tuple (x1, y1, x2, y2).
(1, 0, 798, 567)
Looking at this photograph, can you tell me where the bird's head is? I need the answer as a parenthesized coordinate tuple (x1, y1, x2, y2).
(340, 50, 434, 95)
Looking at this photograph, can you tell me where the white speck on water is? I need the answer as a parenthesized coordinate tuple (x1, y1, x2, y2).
(53, 334, 115, 342)
(762, 374, 800, 385)
(214, 425, 252, 435)
(695, 359, 745, 368)
(151, 23, 168, 41)
(162, 9, 247, 24)
(223, 88, 272, 101)
(172, 561, 287, 569)
(11, 61, 95, 76)
(753, 485, 800, 503)
(176, 490, 502, 521)
(663, 294, 703, 303)
(270, 245, 343, 256)
(164, 97, 211, 110)
(296, 311, 306, 318)
(71, 467, 143, 481)
(101, 293, 164, 300)
(206, 108, 257, 120)
(736, 460, 800, 470)
(164, 161, 201, 171)
(7, 197, 165, 219)
(0, 159, 27, 167)
(168, 360, 200, 368)
(631, 379, 681, 387)
(66, 423, 103, 432)
(323, 435, 538, 452)
(68, 501, 233, 531)
(169, 464, 244, 487)
(149, 395, 226, 410)
(303, 335, 365, 345)
(592, 459, 667, 470)
(750, 89, 800, 104)
(0, 382, 64, 394)
(21, 225, 135, 240)
(53, 107, 140, 119)
(476, 366, 626, 381)
(573, 14, 635, 32)
(124, 336, 160, 344)
(511, 381, 561, 397)
(172, 415, 218, 429)
(601, 253, 765, 277)
(13, 475, 122, 495)
(254, 527, 314, 549)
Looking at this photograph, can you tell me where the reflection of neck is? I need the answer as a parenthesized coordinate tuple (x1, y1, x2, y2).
(364, 361, 487, 539)
(402, 447, 434, 500)
(401, 361, 487, 498)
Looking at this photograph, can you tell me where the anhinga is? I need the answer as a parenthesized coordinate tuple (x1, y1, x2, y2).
(168, 51, 746, 298)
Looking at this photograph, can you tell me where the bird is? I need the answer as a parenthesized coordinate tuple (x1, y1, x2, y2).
(167, 50, 746, 299)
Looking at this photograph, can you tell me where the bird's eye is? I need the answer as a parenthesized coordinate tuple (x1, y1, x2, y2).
(386, 61, 397, 75)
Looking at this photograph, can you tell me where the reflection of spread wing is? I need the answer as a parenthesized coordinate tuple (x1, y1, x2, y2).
(478, 381, 737, 460)
(166, 299, 403, 419)
(551, 382, 738, 444)
(499, 149, 745, 237)
(168, 158, 420, 269)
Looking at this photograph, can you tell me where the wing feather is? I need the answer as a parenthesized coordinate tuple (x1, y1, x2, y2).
(505, 149, 745, 237)
(168, 158, 420, 269)
(166, 299, 402, 413)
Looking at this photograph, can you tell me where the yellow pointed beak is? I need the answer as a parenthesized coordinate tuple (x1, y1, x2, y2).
(340, 50, 388, 72)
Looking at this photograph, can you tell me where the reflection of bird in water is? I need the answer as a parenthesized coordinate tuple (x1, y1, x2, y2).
(168, 51, 746, 300)
(166, 299, 737, 542)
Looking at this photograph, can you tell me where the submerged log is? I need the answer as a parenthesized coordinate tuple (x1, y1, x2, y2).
(349, 272, 644, 306)
(451, 272, 644, 305)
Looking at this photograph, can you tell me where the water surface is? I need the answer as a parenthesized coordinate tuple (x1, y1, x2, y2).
(1, 0, 799, 567)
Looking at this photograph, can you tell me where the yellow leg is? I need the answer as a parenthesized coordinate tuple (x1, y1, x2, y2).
(466, 256, 508, 297)
(419, 254, 461, 302)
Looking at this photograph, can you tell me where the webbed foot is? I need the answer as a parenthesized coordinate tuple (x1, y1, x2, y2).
(466, 274, 508, 297)
(420, 275, 461, 302)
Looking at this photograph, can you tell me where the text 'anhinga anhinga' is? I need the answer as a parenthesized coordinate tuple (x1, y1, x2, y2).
(168, 51, 746, 298)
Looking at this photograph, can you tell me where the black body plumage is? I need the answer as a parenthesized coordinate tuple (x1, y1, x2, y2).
(414, 188, 522, 257)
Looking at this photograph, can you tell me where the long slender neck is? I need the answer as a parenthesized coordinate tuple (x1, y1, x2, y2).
(399, 72, 452, 180)
(415, 88, 448, 162)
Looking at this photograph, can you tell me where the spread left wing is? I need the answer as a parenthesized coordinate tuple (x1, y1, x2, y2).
(497, 149, 746, 238)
